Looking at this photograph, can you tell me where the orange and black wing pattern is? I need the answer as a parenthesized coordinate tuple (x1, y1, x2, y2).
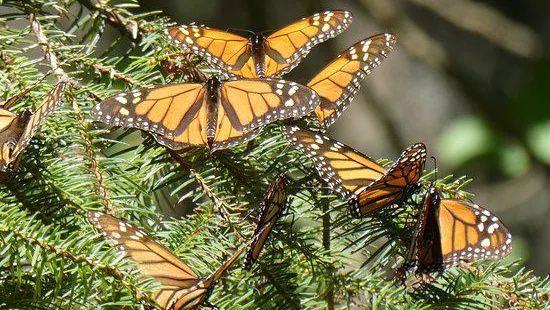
(218, 78, 320, 132)
(88, 212, 201, 309)
(0, 81, 67, 170)
(352, 143, 426, 217)
(166, 25, 251, 78)
(90, 83, 210, 149)
(281, 126, 386, 205)
(260, 10, 353, 78)
(309, 34, 397, 129)
(404, 187, 512, 275)
(166, 10, 352, 78)
(244, 175, 287, 269)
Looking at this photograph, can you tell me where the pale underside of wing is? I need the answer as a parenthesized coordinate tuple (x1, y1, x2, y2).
(438, 199, 512, 267)
(281, 126, 386, 200)
(87, 212, 200, 310)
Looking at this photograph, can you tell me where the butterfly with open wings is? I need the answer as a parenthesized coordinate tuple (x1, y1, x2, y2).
(91, 77, 320, 152)
(166, 10, 352, 78)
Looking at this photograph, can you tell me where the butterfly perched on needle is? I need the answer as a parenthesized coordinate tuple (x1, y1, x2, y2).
(244, 175, 287, 269)
(281, 126, 426, 217)
(308, 34, 397, 129)
(88, 211, 262, 310)
(398, 186, 512, 280)
(166, 10, 352, 78)
(0, 80, 68, 171)
(91, 76, 320, 152)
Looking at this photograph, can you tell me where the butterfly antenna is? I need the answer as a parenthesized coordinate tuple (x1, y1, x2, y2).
(261, 29, 275, 36)
(226, 27, 255, 36)
(430, 156, 438, 183)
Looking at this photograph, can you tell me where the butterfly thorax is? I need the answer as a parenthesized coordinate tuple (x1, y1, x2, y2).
(204, 77, 222, 146)
(249, 33, 267, 78)
(414, 188, 444, 273)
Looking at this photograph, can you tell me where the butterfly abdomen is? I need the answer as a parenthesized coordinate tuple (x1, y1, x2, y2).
(250, 33, 267, 78)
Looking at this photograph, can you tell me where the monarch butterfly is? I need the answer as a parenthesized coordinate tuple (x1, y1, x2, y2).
(166, 10, 352, 78)
(0, 81, 68, 171)
(399, 187, 512, 278)
(88, 211, 260, 310)
(281, 126, 426, 217)
(309, 34, 397, 129)
(244, 175, 287, 269)
(91, 76, 320, 152)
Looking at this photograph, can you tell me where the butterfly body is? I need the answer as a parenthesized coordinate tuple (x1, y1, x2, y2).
(92, 77, 320, 151)
(401, 187, 512, 277)
(166, 10, 353, 78)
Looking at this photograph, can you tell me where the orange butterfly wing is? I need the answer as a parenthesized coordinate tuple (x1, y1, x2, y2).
(309, 34, 397, 128)
(88, 212, 200, 309)
(263, 10, 353, 78)
(438, 198, 512, 266)
(281, 126, 386, 203)
(353, 143, 426, 217)
(0, 81, 67, 170)
(218, 78, 320, 132)
(166, 25, 251, 77)
(244, 176, 287, 269)
(91, 83, 210, 148)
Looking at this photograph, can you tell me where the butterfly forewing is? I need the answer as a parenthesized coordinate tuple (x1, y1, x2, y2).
(310, 33, 397, 128)
(281, 126, 386, 201)
(219, 79, 320, 132)
(166, 25, 250, 77)
(87, 212, 200, 309)
(244, 176, 287, 269)
(91, 83, 206, 138)
(263, 10, 353, 78)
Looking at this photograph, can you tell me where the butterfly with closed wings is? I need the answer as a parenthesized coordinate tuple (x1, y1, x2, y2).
(0, 80, 68, 171)
(281, 126, 426, 217)
(91, 76, 320, 152)
(88, 211, 265, 310)
(166, 10, 352, 78)
(244, 175, 287, 269)
(398, 186, 512, 280)
(308, 33, 397, 129)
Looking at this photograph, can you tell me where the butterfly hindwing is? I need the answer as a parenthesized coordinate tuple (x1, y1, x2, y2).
(405, 187, 512, 276)
(310, 34, 397, 128)
(353, 143, 426, 217)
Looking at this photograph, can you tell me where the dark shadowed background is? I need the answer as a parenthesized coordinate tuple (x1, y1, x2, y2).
(137, 0, 549, 276)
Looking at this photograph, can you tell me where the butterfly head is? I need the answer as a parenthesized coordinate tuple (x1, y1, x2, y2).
(249, 33, 266, 48)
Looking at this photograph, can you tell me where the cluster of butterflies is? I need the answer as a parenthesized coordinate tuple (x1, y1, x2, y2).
(0, 9, 512, 310)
